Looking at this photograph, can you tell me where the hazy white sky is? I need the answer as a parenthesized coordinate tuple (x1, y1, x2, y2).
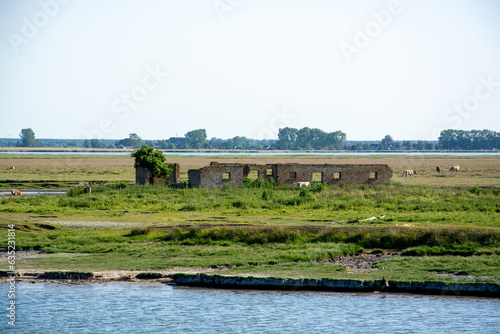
(1, 0, 499, 141)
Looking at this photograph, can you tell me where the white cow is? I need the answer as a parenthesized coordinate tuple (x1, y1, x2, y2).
(296, 182, 310, 187)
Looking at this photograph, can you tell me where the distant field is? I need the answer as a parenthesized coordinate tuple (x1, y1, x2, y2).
(0, 154, 498, 187)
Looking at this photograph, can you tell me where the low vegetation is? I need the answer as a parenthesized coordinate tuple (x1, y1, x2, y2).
(2, 223, 499, 283)
(1, 183, 499, 226)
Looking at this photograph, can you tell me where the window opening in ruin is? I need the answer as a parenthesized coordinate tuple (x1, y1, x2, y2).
(369, 172, 377, 179)
(223, 172, 231, 180)
(333, 172, 341, 179)
(246, 171, 258, 180)
(266, 169, 273, 176)
(312, 172, 322, 182)
(289, 172, 297, 179)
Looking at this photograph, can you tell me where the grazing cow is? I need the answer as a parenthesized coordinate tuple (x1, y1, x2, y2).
(401, 170, 415, 177)
(450, 165, 460, 172)
(296, 182, 310, 187)
(83, 186, 91, 194)
(11, 190, 22, 196)
(8, 166, 15, 170)
(436, 166, 441, 173)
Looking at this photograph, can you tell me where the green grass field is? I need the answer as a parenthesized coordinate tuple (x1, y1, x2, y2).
(0, 153, 499, 284)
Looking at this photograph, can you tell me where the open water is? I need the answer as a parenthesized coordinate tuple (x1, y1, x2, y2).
(0, 151, 498, 156)
(1, 283, 498, 333)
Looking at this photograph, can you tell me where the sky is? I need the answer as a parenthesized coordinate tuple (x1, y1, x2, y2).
(1, 0, 499, 141)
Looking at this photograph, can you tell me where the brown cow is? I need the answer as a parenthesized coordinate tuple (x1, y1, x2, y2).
(402, 170, 417, 177)
(450, 165, 460, 172)
(436, 166, 441, 173)
(11, 190, 22, 196)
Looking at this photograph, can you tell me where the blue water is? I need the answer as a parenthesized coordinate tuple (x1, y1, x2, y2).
(1, 283, 498, 333)
(0, 151, 498, 156)
(0, 191, 66, 195)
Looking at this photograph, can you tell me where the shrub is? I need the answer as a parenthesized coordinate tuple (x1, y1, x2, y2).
(126, 227, 151, 237)
(114, 182, 128, 190)
(468, 186, 482, 195)
(232, 200, 246, 209)
(67, 187, 84, 197)
(312, 183, 326, 192)
(243, 177, 275, 189)
(262, 190, 272, 201)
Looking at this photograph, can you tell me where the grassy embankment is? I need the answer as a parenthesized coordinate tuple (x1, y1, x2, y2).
(0, 153, 499, 283)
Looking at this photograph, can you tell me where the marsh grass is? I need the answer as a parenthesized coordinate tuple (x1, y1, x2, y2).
(2, 222, 499, 283)
(1, 183, 499, 226)
(5, 223, 499, 260)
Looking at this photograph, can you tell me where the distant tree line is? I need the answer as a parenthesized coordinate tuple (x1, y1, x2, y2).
(347, 135, 436, 151)
(155, 129, 276, 150)
(277, 127, 346, 150)
(3, 128, 499, 151)
(438, 129, 500, 150)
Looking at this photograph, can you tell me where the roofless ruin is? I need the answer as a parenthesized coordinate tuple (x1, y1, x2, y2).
(136, 162, 393, 189)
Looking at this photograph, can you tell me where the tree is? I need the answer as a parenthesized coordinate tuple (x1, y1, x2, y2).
(231, 136, 243, 149)
(381, 135, 394, 148)
(18, 128, 40, 147)
(185, 129, 207, 149)
(83, 139, 91, 148)
(323, 130, 346, 150)
(90, 139, 102, 148)
(131, 145, 172, 184)
(115, 133, 143, 148)
(277, 127, 298, 149)
(128, 133, 143, 148)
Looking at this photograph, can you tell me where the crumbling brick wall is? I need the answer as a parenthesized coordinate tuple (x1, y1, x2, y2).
(275, 164, 392, 186)
(135, 163, 180, 185)
(188, 162, 392, 189)
(187, 162, 244, 189)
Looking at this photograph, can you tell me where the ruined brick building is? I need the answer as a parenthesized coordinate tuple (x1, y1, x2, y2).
(188, 162, 392, 189)
(136, 162, 393, 188)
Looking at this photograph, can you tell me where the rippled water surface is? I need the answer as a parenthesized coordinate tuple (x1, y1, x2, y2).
(1, 151, 498, 156)
(1, 283, 499, 333)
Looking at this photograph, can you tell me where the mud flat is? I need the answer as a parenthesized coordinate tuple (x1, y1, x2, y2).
(169, 273, 500, 298)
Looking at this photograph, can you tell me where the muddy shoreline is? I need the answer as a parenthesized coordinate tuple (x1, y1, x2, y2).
(169, 273, 500, 298)
(2, 270, 499, 298)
